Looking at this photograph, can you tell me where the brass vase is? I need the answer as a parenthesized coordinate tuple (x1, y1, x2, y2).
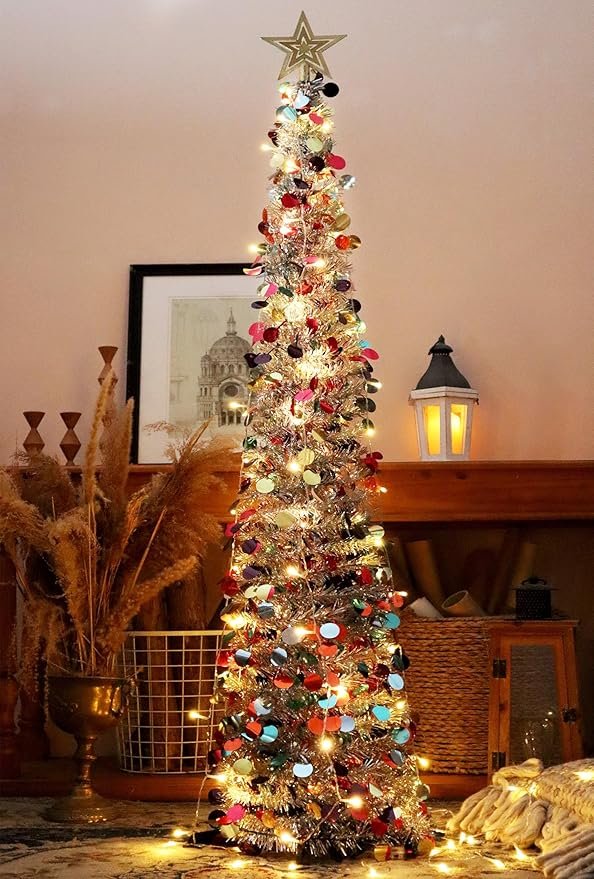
(45, 675, 129, 823)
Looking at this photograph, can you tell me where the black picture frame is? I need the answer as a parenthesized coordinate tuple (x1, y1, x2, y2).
(126, 263, 252, 463)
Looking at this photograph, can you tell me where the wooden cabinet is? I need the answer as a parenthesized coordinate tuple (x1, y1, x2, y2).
(488, 619, 582, 773)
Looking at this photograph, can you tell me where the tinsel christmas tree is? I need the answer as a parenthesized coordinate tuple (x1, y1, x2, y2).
(206, 12, 432, 861)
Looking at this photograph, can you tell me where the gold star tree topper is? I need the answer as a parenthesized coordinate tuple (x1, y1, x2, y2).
(262, 11, 346, 81)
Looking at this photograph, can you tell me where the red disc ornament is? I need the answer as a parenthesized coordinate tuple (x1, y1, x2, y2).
(335, 235, 351, 250)
(281, 193, 300, 209)
(304, 673, 324, 691)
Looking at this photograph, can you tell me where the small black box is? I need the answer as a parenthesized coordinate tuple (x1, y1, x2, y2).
(514, 578, 552, 620)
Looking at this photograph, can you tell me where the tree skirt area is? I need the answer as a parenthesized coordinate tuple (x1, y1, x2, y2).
(0, 799, 538, 879)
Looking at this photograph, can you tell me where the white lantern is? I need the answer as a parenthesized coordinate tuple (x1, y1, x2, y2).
(409, 336, 478, 461)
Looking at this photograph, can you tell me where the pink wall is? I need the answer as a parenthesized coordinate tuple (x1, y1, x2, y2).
(1, 0, 593, 462)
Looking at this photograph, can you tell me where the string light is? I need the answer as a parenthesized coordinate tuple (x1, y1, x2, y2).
(346, 795, 364, 809)
(486, 858, 506, 871)
(514, 845, 530, 861)
(417, 756, 431, 770)
(287, 460, 302, 473)
(287, 863, 299, 872)
(318, 736, 334, 753)
(171, 827, 188, 838)
(187, 709, 207, 721)
(285, 564, 301, 578)
(434, 864, 451, 875)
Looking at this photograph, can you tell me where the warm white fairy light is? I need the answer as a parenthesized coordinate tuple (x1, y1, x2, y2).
(486, 857, 506, 870)
(287, 460, 302, 473)
(514, 845, 530, 861)
(287, 863, 299, 872)
(346, 794, 364, 809)
(319, 735, 334, 753)
(285, 564, 301, 578)
(187, 709, 207, 721)
(434, 864, 451, 875)
(171, 827, 188, 838)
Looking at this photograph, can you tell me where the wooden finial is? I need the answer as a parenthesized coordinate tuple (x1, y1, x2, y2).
(59, 412, 82, 465)
(22, 412, 45, 456)
(98, 346, 118, 385)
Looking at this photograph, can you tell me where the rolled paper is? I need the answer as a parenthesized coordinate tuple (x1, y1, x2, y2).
(386, 536, 416, 599)
(408, 597, 443, 620)
(460, 547, 497, 608)
(442, 589, 487, 618)
(405, 539, 445, 609)
(487, 529, 520, 615)
(507, 541, 538, 609)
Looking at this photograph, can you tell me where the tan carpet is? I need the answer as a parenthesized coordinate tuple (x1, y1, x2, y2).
(0, 799, 539, 878)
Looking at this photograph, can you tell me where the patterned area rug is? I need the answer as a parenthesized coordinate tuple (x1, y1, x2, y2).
(0, 799, 539, 878)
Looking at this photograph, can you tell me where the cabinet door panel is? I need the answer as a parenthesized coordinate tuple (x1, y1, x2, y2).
(508, 642, 563, 766)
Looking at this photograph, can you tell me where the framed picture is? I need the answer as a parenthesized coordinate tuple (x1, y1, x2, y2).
(126, 263, 259, 463)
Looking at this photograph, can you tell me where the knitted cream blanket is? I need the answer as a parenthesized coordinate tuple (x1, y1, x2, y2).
(447, 758, 594, 878)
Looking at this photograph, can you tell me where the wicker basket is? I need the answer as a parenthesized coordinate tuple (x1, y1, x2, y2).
(399, 614, 491, 775)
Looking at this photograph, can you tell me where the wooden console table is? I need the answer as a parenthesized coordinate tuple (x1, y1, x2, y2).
(1, 460, 592, 797)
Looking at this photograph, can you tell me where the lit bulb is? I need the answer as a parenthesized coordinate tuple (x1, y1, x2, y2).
(279, 224, 293, 235)
(286, 564, 301, 578)
(319, 736, 334, 752)
(187, 709, 207, 721)
(417, 756, 431, 770)
(435, 865, 451, 875)
(347, 795, 364, 809)
(321, 121, 333, 132)
(395, 698, 407, 709)
(334, 685, 349, 700)
(228, 612, 248, 629)
(514, 845, 529, 861)
(260, 143, 273, 152)
(172, 828, 187, 838)
(283, 157, 299, 174)
(313, 258, 326, 268)
(288, 863, 299, 872)
(486, 858, 506, 871)
(429, 847, 442, 858)
(465, 835, 477, 846)
(378, 485, 388, 494)
(163, 840, 178, 848)
(230, 858, 246, 869)
(365, 427, 376, 437)
(367, 868, 380, 878)
(247, 243, 260, 255)
(287, 460, 302, 473)
(279, 831, 297, 844)
(446, 839, 456, 851)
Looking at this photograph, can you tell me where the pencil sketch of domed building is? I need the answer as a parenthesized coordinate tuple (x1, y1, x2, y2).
(168, 296, 253, 438)
(196, 310, 250, 426)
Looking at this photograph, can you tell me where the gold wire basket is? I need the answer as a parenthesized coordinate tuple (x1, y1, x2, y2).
(117, 630, 224, 774)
